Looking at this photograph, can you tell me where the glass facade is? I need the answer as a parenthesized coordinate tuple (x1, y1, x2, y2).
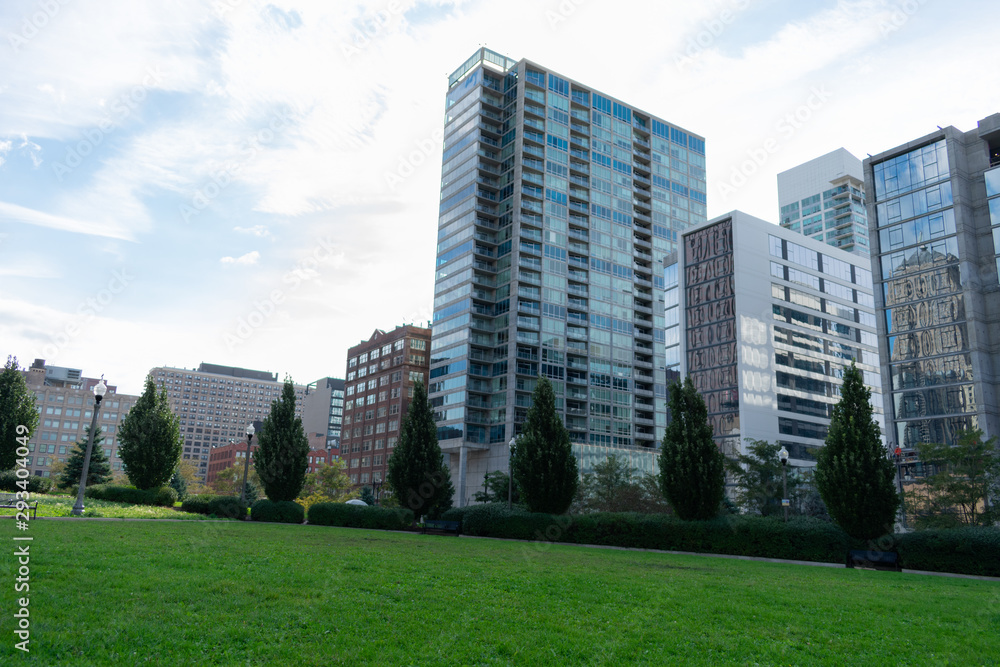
(778, 150, 868, 255)
(872, 139, 975, 447)
(431, 49, 706, 475)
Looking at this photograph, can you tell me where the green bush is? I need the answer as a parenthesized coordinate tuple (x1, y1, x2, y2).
(178, 495, 247, 519)
(251, 499, 304, 524)
(180, 494, 216, 515)
(896, 527, 1000, 577)
(307, 503, 413, 530)
(208, 496, 249, 520)
(84, 484, 177, 507)
(0, 471, 53, 494)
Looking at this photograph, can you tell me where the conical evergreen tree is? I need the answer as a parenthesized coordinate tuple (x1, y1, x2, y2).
(1, 356, 39, 471)
(511, 377, 579, 514)
(815, 363, 899, 540)
(386, 380, 454, 520)
(659, 376, 725, 520)
(254, 377, 309, 502)
(118, 376, 182, 489)
(59, 425, 113, 489)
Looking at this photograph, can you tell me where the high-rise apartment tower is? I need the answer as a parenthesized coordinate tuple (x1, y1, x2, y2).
(430, 48, 707, 505)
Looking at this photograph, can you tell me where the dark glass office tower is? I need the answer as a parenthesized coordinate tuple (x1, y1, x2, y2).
(864, 114, 1000, 453)
(431, 48, 707, 505)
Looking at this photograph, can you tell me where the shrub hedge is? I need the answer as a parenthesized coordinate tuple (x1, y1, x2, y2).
(0, 471, 53, 494)
(180, 494, 248, 519)
(307, 503, 413, 529)
(251, 499, 305, 524)
(895, 527, 1000, 577)
(441, 505, 1000, 577)
(83, 484, 177, 507)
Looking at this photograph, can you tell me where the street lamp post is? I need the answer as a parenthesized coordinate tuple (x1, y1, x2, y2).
(508, 436, 516, 510)
(778, 445, 789, 523)
(240, 423, 255, 506)
(71, 378, 107, 516)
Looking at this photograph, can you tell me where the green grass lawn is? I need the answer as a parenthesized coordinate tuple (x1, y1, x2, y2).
(5, 493, 212, 520)
(1, 521, 997, 666)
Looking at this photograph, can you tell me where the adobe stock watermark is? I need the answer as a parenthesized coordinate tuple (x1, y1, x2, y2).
(879, 0, 928, 36)
(225, 236, 338, 350)
(675, 0, 752, 70)
(41, 268, 134, 359)
(383, 126, 444, 191)
(545, 0, 587, 29)
(341, 0, 403, 60)
(717, 85, 833, 202)
(180, 111, 294, 223)
(7, 0, 71, 53)
(52, 66, 164, 182)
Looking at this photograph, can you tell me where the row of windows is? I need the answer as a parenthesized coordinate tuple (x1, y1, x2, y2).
(348, 338, 426, 367)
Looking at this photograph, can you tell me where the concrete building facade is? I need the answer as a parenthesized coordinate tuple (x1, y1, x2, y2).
(150, 362, 305, 481)
(778, 148, 869, 256)
(666, 211, 884, 466)
(20, 359, 138, 480)
(341, 325, 432, 487)
(302, 377, 345, 458)
(430, 48, 707, 505)
(864, 114, 1000, 453)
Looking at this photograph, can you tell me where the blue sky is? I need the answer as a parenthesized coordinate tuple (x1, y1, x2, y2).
(1, 0, 997, 395)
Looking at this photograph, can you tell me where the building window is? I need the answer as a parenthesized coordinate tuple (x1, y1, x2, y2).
(389, 419, 399, 431)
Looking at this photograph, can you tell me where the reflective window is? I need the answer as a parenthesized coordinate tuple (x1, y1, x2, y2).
(889, 353, 973, 391)
(873, 140, 949, 200)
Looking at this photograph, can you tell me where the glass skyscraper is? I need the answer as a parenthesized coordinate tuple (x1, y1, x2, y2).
(431, 48, 707, 505)
(778, 148, 870, 256)
(864, 114, 1000, 453)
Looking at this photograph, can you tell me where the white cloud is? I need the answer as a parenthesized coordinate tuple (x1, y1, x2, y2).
(0, 200, 136, 240)
(220, 250, 260, 265)
(234, 225, 271, 237)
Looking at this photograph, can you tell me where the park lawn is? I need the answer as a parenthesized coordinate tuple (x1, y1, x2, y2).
(1, 521, 997, 666)
(8, 493, 212, 520)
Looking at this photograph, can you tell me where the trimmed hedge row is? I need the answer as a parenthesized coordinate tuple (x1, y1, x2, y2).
(444, 505, 857, 563)
(442, 504, 1000, 577)
(181, 494, 248, 519)
(895, 527, 1000, 577)
(251, 499, 304, 524)
(84, 484, 177, 507)
(0, 471, 53, 494)
(307, 503, 414, 530)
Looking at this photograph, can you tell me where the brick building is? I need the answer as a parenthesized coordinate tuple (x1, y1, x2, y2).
(341, 325, 431, 487)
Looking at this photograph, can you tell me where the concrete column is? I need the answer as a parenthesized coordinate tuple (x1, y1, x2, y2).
(458, 445, 468, 507)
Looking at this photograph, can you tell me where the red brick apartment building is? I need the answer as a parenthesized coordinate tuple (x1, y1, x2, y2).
(340, 325, 431, 487)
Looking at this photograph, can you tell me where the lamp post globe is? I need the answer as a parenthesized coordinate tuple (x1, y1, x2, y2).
(71, 378, 108, 516)
(240, 423, 255, 507)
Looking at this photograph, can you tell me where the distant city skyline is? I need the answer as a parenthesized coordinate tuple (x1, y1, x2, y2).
(1, 0, 998, 395)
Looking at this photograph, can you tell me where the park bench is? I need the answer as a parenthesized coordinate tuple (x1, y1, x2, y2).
(0, 494, 38, 520)
(422, 519, 461, 536)
(846, 549, 901, 572)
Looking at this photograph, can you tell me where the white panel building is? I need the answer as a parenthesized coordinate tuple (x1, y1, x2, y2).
(665, 211, 884, 466)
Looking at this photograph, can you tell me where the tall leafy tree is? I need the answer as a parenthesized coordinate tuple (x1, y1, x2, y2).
(659, 376, 725, 520)
(726, 438, 802, 516)
(386, 380, 454, 520)
(815, 363, 899, 540)
(254, 377, 309, 502)
(0, 356, 39, 471)
(909, 430, 999, 527)
(58, 425, 113, 489)
(511, 377, 578, 514)
(118, 376, 182, 489)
